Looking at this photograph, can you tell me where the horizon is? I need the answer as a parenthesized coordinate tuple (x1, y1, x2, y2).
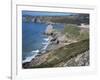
(22, 11, 77, 16)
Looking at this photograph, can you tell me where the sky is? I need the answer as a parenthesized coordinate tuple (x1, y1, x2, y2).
(22, 10, 75, 16)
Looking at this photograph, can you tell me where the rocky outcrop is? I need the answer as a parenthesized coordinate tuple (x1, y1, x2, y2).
(44, 24, 54, 35)
(56, 51, 89, 67)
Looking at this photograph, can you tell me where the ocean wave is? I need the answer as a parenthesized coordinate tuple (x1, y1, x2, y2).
(22, 56, 35, 63)
(43, 38, 49, 41)
(23, 38, 50, 63)
(32, 50, 39, 53)
(42, 42, 48, 45)
(22, 50, 39, 63)
(42, 41, 50, 50)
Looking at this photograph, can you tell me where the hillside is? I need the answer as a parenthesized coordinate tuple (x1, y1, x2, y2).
(23, 39, 89, 68)
(22, 13, 89, 69)
(63, 24, 89, 41)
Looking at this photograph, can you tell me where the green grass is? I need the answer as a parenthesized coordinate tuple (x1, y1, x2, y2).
(62, 24, 89, 41)
(31, 39, 89, 68)
(63, 24, 80, 39)
(78, 31, 89, 41)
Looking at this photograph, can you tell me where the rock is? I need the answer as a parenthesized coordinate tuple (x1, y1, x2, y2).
(57, 35, 67, 42)
(45, 24, 53, 35)
(62, 51, 89, 67)
(48, 36, 53, 41)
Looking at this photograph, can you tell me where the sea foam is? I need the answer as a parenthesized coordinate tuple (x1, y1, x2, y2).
(43, 38, 49, 41)
(22, 50, 39, 63)
(23, 38, 50, 63)
(32, 50, 39, 53)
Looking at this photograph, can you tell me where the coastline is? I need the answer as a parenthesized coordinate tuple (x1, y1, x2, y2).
(22, 12, 89, 68)
(22, 39, 89, 68)
(22, 24, 89, 68)
(22, 37, 51, 63)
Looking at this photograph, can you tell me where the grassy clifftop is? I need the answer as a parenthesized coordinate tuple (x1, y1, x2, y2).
(30, 39, 89, 68)
(63, 24, 89, 41)
(63, 24, 80, 39)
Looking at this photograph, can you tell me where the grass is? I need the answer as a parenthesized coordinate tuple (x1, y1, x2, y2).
(63, 24, 80, 39)
(31, 39, 89, 68)
(78, 30, 89, 41)
(62, 24, 89, 41)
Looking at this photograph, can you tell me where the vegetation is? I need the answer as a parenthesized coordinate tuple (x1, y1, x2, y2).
(78, 30, 89, 41)
(63, 24, 80, 39)
(22, 13, 89, 68)
(31, 39, 89, 68)
(23, 14, 89, 25)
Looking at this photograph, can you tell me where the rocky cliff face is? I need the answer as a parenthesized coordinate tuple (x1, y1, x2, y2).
(23, 39, 89, 68)
(56, 51, 89, 67)
(22, 15, 89, 68)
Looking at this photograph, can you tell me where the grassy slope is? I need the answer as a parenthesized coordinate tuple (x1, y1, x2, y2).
(63, 24, 80, 39)
(78, 30, 89, 41)
(31, 39, 89, 68)
(63, 24, 89, 41)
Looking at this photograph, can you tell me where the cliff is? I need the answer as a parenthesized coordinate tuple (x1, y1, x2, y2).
(23, 39, 89, 68)
(22, 14, 89, 25)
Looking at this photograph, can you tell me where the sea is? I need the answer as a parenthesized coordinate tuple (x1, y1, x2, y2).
(22, 22, 64, 63)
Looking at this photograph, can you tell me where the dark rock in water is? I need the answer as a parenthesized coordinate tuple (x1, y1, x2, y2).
(43, 32, 54, 36)
(51, 37, 57, 42)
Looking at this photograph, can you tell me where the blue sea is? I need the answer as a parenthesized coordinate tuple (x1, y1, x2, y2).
(22, 22, 64, 63)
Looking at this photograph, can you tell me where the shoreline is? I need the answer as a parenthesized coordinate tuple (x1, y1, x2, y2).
(22, 39, 89, 68)
(22, 36, 51, 64)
